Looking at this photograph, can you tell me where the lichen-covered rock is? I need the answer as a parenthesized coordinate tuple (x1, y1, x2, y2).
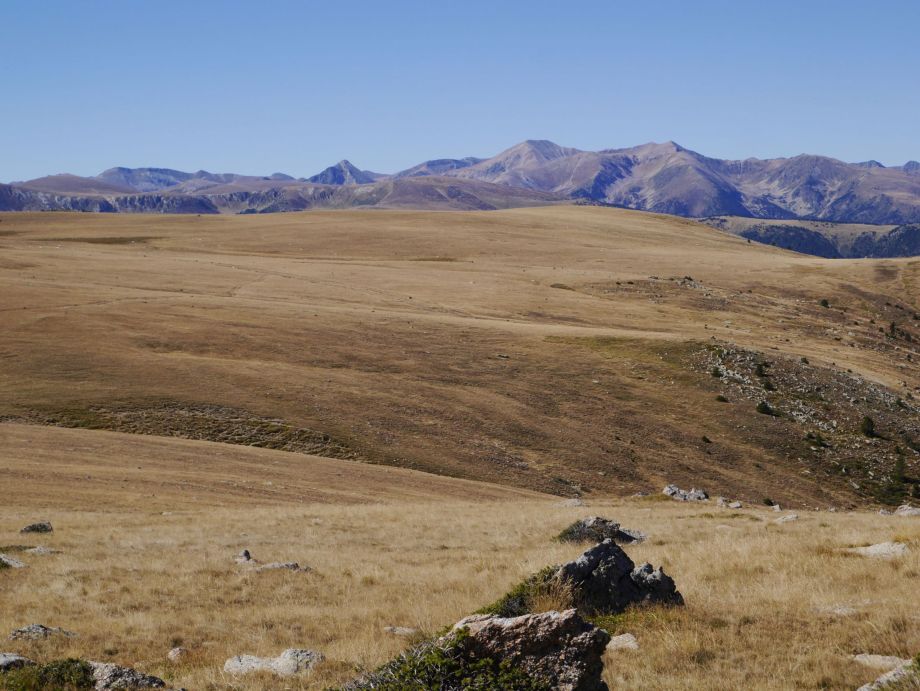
(557, 517, 646, 544)
(223, 648, 323, 677)
(0, 652, 35, 672)
(89, 661, 167, 689)
(9, 624, 76, 640)
(451, 609, 609, 691)
(20, 521, 53, 534)
(555, 539, 683, 615)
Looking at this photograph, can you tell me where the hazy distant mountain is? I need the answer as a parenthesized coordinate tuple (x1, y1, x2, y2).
(395, 157, 484, 178)
(306, 160, 382, 185)
(4, 139, 920, 234)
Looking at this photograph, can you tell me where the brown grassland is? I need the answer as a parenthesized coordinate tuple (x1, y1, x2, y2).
(1, 206, 919, 689)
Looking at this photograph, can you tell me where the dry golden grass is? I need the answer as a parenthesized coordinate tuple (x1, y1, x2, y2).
(0, 207, 916, 505)
(2, 425, 919, 690)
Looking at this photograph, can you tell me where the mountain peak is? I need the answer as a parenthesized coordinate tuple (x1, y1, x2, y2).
(307, 160, 379, 185)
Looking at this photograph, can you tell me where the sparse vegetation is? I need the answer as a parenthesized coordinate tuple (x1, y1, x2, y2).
(0, 659, 94, 691)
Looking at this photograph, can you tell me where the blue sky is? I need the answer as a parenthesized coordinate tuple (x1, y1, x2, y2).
(2, 0, 918, 181)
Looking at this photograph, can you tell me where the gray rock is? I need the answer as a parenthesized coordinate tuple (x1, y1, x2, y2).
(852, 654, 911, 671)
(879, 509, 893, 516)
(382, 626, 418, 637)
(20, 521, 53, 534)
(555, 539, 683, 615)
(561, 498, 585, 508)
(605, 633, 639, 652)
(9, 624, 76, 640)
(728, 501, 743, 509)
(557, 517, 646, 544)
(894, 504, 920, 517)
(774, 513, 799, 524)
(857, 660, 918, 690)
(0, 653, 35, 671)
(0, 554, 26, 569)
(223, 648, 323, 677)
(234, 549, 252, 564)
(772, 504, 782, 512)
(24, 546, 57, 555)
(89, 661, 167, 689)
(451, 609, 610, 691)
(663, 485, 708, 502)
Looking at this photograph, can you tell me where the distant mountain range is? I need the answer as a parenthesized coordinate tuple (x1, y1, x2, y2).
(4, 139, 920, 226)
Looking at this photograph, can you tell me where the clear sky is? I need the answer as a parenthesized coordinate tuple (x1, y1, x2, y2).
(2, 0, 918, 181)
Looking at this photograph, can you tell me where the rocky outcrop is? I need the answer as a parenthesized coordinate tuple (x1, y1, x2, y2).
(846, 542, 908, 559)
(555, 540, 683, 615)
(895, 504, 920, 517)
(451, 609, 610, 691)
(223, 649, 323, 677)
(557, 517, 646, 544)
(663, 485, 708, 502)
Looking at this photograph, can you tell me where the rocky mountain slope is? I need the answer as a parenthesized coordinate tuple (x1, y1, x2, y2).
(703, 216, 920, 258)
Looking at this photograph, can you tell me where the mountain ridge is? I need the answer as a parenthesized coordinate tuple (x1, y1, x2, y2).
(5, 139, 920, 227)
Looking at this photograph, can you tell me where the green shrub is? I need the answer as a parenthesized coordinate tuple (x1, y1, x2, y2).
(0, 659, 94, 691)
(476, 566, 559, 618)
(346, 629, 548, 690)
(820, 299, 830, 308)
(756, 401, 777, 416)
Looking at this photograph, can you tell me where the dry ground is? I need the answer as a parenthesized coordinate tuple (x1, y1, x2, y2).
(0, 207, 917, 506)
(2, 425, 919, 690)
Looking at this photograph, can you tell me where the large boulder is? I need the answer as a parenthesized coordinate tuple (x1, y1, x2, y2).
(556, 539, 683, 615)
(557, 517, 646, 544)
(89, 661, 168, 689)
(450, 609, 610, 691)
(223, 649, 323, 677)
(895, 504, 920, 517)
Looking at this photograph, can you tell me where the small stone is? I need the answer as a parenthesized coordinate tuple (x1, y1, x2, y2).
(774, 514, 798, 524)
(234, 549, 252, 564)
(0, 653, 35, 672)
(772, 504, 782, 512)
(728, 501, 743, 509)
(167, 647, 188, 663)
(560, 498, 585, 507)
(224, 648, 323, 677)
(9, 624, 76, 640)
(383, 626, 418, 637)
(605, 633, 639, 652)
(846, 542, 908, 559)
(19, 521, 53, 534)
(23, 546, 56, 555)
(663, 485, 708, 502)
(0, 554, 26, 569)
(878, 509, 892, 516)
